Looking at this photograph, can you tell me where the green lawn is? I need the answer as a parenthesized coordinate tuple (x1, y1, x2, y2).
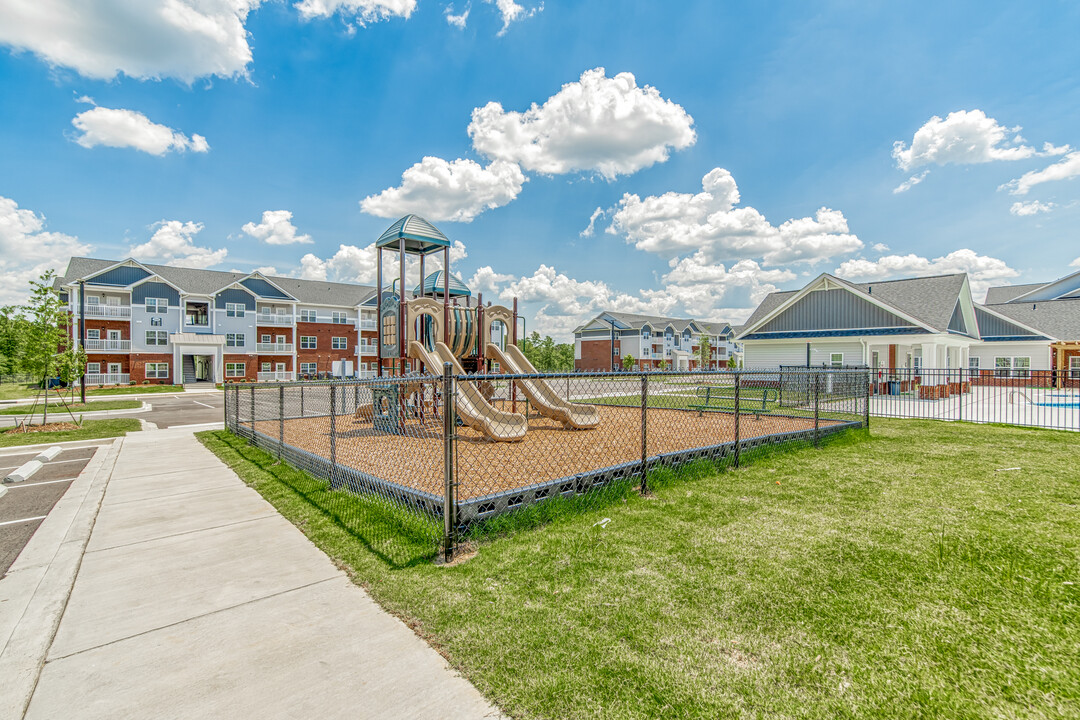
(0, 383, 183, 401)
(0, 418, 141, 447)
(0, 399, 142, 415)
(198, 421, 1079, 719)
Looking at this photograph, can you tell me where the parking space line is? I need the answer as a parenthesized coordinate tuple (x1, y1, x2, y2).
(191, 400, 215, 408)
(3, 478, 78, 488)
(0, 516, 47, 527)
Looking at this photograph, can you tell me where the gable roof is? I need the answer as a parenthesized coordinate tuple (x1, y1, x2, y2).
(575, 311, 701, 335)
(985, 269, 1080, 305)
(981, 298, 1080, 341)
(59, 257, 376, 307)
(984, 283, 1043, 305)
(738, 273, 971, 339)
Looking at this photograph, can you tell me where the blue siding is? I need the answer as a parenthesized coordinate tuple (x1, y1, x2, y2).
(759, 288, 916, 333)
(87, 266, 151, 286)
(240, 277, 291, 299)
(215, 287, 256, 310)
(948, 302, 969, 335)
(132, 281, 180, 305)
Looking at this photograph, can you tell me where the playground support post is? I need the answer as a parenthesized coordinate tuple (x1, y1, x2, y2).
(442, 362, 456, 563)
(376, 248, 383, 378)
(733, 371, 741, 469)
(399, 243, 407, 370)
(813, 372, 820, 448)
(444, 246, 450, 347)
(476, 292, 484, 369)
(640, 373, 648, 493)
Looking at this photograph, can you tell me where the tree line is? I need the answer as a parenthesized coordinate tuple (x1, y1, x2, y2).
(0, 270, 86, 386)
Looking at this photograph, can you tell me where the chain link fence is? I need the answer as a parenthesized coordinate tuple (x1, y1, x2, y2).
(226, 367, 870, 563)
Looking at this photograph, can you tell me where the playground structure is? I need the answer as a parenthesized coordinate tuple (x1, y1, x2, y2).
(371, 214, 599, 442)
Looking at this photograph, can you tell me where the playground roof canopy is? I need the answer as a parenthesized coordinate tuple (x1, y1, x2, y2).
(376, 214, 451, 255)
(413, 270, 471, 298)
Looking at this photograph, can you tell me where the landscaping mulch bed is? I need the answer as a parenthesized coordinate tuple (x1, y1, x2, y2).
(251, 405, 834, 500)
(4, 422, 80, 434)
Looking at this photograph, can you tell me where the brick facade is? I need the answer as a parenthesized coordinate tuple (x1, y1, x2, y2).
(130, 353, 173, 384)
(255, 326, 293, 343)
(84, 353, 129, 379)
(576, 338, 620, 371)
(224, 353, 257, 382)
(295, 322, 357, 375)
(83, 319, 130, 338)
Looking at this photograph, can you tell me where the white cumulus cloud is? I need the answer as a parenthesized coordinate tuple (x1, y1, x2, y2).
(485, 0, 540, 35)
(891, 110, 1052, 171)
(294, 0, 415, 22)
(610, 168, 863, 266)
(1009, 200, 1055, 216)
(468, 67, 695, 179)
(241, 210, 313, 245)
(360, 157, 525, 222)
(1000, 151, 1080, 196)
(0, 196, 92, 305)
(300, 239, 467, 285)
(445, 3, 469, 28)
(579, 207, 605, 238)
(834, 248, 1019, 301)
(129, 220, 227, 268)
(893, 170, 929, 194)
(71, 106, 209, 155)
(0, 0, 263, 82)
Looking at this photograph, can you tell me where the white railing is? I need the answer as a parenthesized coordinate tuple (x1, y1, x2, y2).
(257, 371, 295, 382)
(71, 304, 131, 318)
(359, 319, 377, 331)
(256, 343, 293, 353)
(256, 314, 294, 326)
(358, 344, 377, 355)
(84, 339, 131, 351)
(358, 370, 377, 379)
(84, 373, 130, 385)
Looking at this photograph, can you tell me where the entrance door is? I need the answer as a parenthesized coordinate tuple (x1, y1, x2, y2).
(108, 330, 121, 340)
(194, 355, 211, 381)
(108, 363, 122, 375)
(275, 363, 286, 372)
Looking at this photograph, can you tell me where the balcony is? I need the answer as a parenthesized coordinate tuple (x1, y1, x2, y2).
(257, 371, 295, 382)
(359, 319, 377, 331)
(256, 314, 294, 326)
(72, 304, 131, 318)
(358, 343, 377, 356)
(297, 315, 354, 325)
(257, 343, 293, 353)
(84, 339, 131, 352)
(84, 373, 130, 386)
(358, 370, 377, 379)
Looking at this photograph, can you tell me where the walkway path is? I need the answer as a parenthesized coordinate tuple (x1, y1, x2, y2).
(2, 427, 500, 719)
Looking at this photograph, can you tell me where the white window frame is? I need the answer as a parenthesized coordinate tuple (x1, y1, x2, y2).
(145, 297, 168, 313)
(86, 362, 101, 374)
(225, 363, 245, 378)
(300, 362, 317, 375)
(108, 362, 122, 374)
(300, 336, 317, 349)
(1070, 356, 1080, 379)
(968, 356, 979, 371)
(332, 336, 347, 350)
(830, 352, 844, 368)
(300, 309, 317, 322)
(332, 311, 348, 324)
(1012, 356, 1030, 379)
(86, 296, 100, 305)
(261, 362, 272, 372)
(994, 356, 1011, 378)
(145, 330, 168, 346)
(86, 329, 101, 340)
(225, 302, 246, 318)
(146, 363, 169, 379)
(226, 333, 245, 348)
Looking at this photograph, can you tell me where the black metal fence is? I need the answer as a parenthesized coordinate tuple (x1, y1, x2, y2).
(225, 368, 870, 563)
(858, 367, 1080, 431)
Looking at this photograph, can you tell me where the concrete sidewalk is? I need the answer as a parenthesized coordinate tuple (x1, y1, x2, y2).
(6, 428, 500, 719)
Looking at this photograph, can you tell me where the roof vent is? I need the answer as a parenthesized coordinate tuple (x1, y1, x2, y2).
(868, 285, 872, 295)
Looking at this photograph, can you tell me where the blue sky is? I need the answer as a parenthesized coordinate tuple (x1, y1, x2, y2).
(1, 1, 1078, 338)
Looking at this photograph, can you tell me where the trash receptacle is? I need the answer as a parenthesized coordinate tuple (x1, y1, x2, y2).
(888, 381, 900, 395)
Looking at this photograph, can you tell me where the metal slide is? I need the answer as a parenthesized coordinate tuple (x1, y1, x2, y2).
(408, 341, 528, 442)
(486, 343, 600, 430)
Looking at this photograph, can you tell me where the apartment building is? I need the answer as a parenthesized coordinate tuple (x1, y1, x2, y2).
(56, 257, 381, 385)
(573, 312, 739, 371)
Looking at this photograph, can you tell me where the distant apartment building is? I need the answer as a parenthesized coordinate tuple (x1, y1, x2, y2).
(56, 257, 381, 385)
(573, 312, 739, 371)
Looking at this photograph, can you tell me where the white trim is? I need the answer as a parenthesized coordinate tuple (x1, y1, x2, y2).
(1008, 268, 1080, 303)
(128, 272, 185, 295)
(81, 258, 155, 286)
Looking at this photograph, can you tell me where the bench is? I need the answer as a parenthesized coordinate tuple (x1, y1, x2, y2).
(688, 385, 776, 417)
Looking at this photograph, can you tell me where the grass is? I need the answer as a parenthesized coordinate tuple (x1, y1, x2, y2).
(0, 383, 183, 401)
(0, 418, 141, 447)
(0, 399, 142, 415)
(198, 421, 1079, 719)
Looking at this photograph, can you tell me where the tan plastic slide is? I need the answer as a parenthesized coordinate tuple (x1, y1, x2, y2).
(486, 343, 600, 430)
(408, 341, 528, 442)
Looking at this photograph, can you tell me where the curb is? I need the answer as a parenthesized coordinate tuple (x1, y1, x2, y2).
(0, 402, 152, 427)
(0, 439, 122, 718)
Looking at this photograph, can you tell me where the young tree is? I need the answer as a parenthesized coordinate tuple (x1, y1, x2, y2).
(0, 306, 28, 375)
(697, 333, 711, 369)
(622, 354, 635, 371)
(20, 271, 68, 424)
(727, 355, 738, 369)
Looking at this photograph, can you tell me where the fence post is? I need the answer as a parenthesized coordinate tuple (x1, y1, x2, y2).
(278, 385, 285, 459)
(224, 385, 231, 431)
(249, 386, 256, 441)
(957, 367, 963, 423)
(329, 382, 338, 488)
(442, 362, 456, 563)
(640, 373, 648, 493)
(300, 384, 305, 418)
(733, 371, 741, 469)
(813, 372, 820, 448)
(233, 385, 240, 432)
(864, 369, 871, 432)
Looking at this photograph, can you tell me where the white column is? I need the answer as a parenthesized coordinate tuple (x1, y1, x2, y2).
(922, 342, 940, 384)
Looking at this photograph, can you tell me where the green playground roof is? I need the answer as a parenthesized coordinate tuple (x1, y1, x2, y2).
(413, 270, 471, 297)
(375, 214, 451, 254)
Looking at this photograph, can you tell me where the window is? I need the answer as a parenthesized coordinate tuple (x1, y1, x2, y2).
(145, 298, 167, 313)
(332, 311, 348, 324)
(300, 362, 317, 375)
(86, 296, 100, 305)
(300, 309, 317, 322)
(87, 362, 101, 374)
(86, 329, 100, 340)
(225, 363, 245, 378)
(994, 357, 1011, 378)
(969, 357, 980, 372)
(641, 327, 651, 340)
(913, 356, 922, 374)
(226, 302, 245, 318)
(300, 336, 317, 349)
(226, 333, 245, 347)
(1013, 356, 1030, 378)
(1070, 356, 1080, 380)
(150, 316, 163, 327)
(332, 337, 347, 349)
(614, 346, 620, 356)
(145, 331, 168, 346)
(261, 334, 271, 343)
(261, 362, 271, 372)
(830, 352, 844, 368)
(146, 363, 169, 379)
